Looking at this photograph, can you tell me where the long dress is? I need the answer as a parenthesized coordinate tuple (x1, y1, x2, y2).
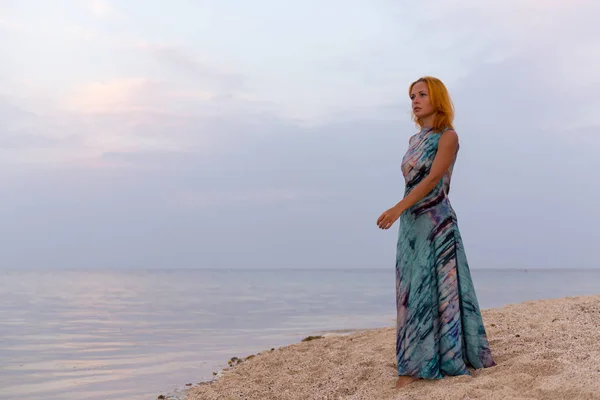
(396, 126, 496, 379)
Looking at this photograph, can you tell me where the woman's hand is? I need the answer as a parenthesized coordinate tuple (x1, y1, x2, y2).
(377, 205, 404, 230)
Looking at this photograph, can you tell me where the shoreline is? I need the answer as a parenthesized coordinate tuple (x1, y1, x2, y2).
(155, 329, 370, 399)
(183, 294, 600, 400)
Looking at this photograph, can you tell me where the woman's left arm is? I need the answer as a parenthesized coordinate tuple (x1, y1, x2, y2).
(377, 130, 459, 230)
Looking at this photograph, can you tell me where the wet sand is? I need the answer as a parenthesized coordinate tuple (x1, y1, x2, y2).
(185, 294, 600, 400)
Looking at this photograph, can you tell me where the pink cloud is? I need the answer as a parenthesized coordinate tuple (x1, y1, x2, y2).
(61, 77, 263, 118)
(85, 0, 121, 20)
(0, 18, 28, 33)
(62, 78, 168, 114)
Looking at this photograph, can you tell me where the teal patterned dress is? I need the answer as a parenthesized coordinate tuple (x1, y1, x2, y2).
(396, 126, 495, 378)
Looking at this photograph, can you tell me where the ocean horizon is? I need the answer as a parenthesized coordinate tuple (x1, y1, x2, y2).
(1, 268, 598, 400)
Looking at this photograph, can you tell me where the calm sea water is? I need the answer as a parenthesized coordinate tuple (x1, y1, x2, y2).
(0, 268, 598, 400)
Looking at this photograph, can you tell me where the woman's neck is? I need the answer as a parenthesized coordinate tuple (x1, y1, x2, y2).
(420, 114, 435, 129)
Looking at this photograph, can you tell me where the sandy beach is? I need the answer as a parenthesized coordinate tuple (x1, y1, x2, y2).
(185, 294, 600, 400)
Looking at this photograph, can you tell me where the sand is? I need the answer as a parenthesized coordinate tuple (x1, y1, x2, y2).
(185, 295, 600, 400)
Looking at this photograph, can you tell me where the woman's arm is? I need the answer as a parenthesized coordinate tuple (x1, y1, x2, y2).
(377, 130, 459, 230)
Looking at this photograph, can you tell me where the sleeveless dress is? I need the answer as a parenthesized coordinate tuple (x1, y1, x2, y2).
(395, 126, 495, 379)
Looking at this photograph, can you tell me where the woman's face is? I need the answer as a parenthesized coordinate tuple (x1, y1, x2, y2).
(410, 81, 434, 120)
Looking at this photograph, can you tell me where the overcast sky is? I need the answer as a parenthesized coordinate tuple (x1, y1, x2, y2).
(1, 0, 598, 270)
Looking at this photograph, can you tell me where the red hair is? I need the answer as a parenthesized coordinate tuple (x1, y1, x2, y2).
(409, 76, 455, 132)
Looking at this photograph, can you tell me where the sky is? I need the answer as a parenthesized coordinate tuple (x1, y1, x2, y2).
(1, 0, 599, 270)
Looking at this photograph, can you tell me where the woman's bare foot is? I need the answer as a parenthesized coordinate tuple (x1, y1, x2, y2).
(395, 376, 416, 389)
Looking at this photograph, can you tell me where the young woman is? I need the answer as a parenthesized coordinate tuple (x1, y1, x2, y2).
(376, 76, 496, 389)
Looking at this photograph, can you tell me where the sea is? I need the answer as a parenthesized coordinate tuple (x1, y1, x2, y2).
(1, 268, 599, 400)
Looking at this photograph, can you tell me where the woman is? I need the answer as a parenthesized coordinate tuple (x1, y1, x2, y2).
(376, 76, 496, 389)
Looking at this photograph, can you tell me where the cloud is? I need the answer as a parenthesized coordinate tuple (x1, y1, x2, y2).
(61, 77, 258, 116)
(134, 42, 244, 92)
(0, 94, 176, 165)
(54, 76, 273, 159)
(0, 97, 37, 123)
(0, 79, 276, 167)
(3, 0, 599, 168)
(0, 18, 28, 33)
(86, 0, 118, 19)
(0, 133, 81, 150)
(62, 78, 174, 114)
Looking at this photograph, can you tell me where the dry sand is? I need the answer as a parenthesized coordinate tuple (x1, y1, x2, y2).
(186, 295, 600, 400)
